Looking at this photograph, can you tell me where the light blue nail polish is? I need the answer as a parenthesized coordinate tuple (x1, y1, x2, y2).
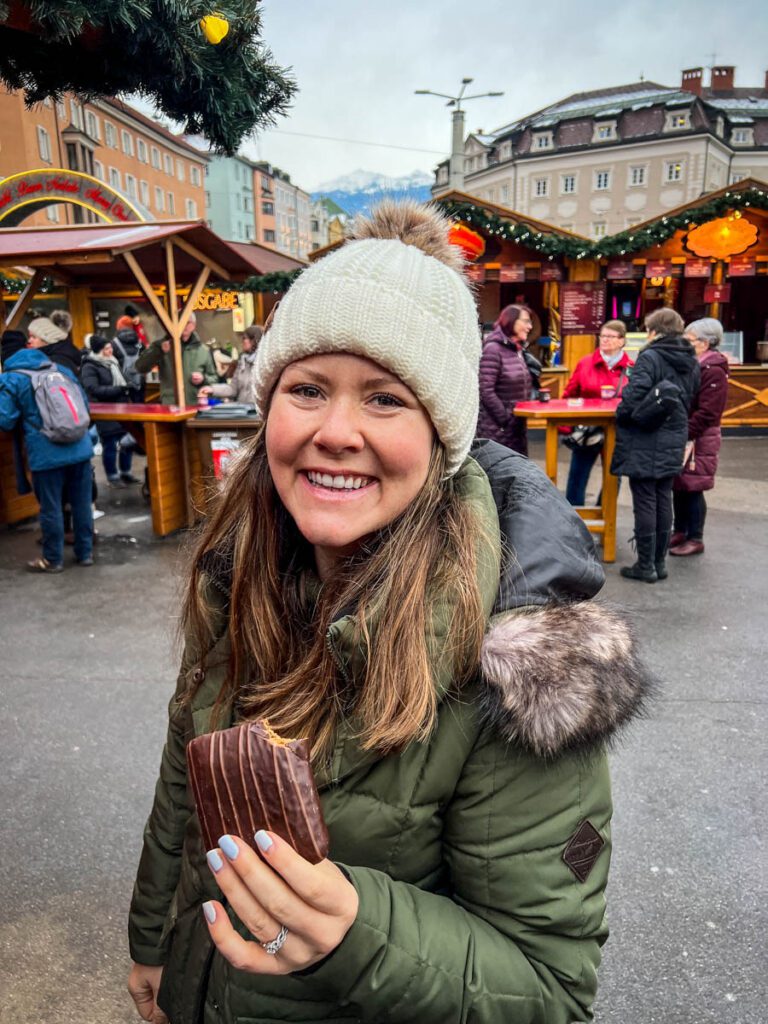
(206, 849, 224, 873)
(218, 834, 239, 860)
(203, 901, 216, 924)
(255, 829, 273, 852)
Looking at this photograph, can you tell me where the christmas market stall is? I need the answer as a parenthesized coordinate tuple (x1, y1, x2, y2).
(0, 219, 276, 533)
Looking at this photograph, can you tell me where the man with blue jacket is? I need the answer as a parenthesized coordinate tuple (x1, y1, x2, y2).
(0, 329, 94, 572)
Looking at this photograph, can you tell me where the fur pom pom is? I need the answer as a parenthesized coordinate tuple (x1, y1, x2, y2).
(346, 199, 466, 275)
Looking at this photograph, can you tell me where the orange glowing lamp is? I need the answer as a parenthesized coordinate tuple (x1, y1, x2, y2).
(448, 222, 486, 261)
(685, 215, 758, 259)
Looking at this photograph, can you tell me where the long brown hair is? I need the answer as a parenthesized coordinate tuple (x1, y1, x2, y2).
(182, 428, 490, 763)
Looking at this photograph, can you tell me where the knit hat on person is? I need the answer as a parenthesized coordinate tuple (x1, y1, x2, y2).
(124, 304, 140, 318)
(253, 201, 481, 478)
(27, 317, 67, 346)
(116, 315, 135, 331)
(1, 329, 26, 364)
(89, 334, 110, 354)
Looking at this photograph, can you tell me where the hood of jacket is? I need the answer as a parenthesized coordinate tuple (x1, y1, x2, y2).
(648, 334, 697, 374)
(700, 348, 730, 373)
(484, 324, 521, 350)
(4, 348, 52, 372)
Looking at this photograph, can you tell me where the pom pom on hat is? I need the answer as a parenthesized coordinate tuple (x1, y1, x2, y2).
(253, 201, 481, 477)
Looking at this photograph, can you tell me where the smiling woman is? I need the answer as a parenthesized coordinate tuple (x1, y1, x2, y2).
(128, 200, 652, 1024)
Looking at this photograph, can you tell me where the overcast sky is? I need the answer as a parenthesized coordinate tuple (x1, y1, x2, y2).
(236, 0, 768, 192)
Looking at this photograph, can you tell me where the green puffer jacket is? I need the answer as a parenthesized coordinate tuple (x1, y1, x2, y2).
(135, 332, 218, 405)
(129, 443, 652, 1024)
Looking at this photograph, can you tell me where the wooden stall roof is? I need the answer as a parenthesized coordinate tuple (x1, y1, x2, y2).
(0, 219, 264, 284)
(226, 240, 306, 274)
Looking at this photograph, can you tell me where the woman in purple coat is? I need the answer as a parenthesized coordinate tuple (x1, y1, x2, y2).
(476, 304, 533, 455)
(670, 318, 730, 557)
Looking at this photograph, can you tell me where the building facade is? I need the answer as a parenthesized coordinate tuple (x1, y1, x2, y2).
(253, 162, 311, 259)
(432, 67, 768, 238)
(0, 91, 208, 227)
(204, 154, 256, 241)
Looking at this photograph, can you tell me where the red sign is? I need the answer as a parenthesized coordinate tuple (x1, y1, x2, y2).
(499, 263, 526, 283)
(703, 284, 732, 303)
(684, 259, 711, 278)
(728, 257, 756, 277)
(560, 282, 607, 333)
(465, 264, 486, 284)
(645, 260, 675, 278)
(540, 263, 563, 281)
(606, 260, 641, 280)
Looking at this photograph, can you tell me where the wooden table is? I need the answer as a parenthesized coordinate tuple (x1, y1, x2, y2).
(515, 398, 620, 562)
(89, 403, 198, 536)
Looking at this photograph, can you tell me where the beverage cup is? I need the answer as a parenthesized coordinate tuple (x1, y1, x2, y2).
(600, 385, 615, 400)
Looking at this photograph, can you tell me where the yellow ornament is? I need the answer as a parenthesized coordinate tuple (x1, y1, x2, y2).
(200, 13, 230, 45)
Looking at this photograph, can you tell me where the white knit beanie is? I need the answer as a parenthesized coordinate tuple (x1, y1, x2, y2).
(253, 201, 481, 477)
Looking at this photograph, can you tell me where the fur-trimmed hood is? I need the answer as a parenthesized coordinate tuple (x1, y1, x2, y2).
(480, 601, 654, 758)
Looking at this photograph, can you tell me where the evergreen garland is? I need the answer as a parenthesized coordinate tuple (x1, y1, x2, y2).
(0, 272, 55, 293)
(0, 1, 295, 153)
(437, 187, 768, 260)
(218, 269, 301, 293)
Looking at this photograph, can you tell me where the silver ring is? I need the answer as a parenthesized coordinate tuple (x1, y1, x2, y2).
(261, 923, 289, 955)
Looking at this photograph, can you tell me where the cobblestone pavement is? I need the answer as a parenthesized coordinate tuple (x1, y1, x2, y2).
(1, 436, 765, 1024)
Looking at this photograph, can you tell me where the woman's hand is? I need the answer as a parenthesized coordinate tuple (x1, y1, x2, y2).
(127, 962, 168, 1023)
(197, 385, 213, 396)
(203, 830, 359, 975)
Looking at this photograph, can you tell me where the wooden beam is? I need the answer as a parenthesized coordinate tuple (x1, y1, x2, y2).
(164, 241, 185, 409)
(6, 269, 46, 329)
(178, 264, 211, 333)
(122, 251, 175, 337)
(172, 235, 229, 281)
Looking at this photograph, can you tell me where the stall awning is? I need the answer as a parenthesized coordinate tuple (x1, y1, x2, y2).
(226, 240, 306, 275)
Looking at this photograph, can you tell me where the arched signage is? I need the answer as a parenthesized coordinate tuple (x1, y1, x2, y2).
(0, 168, 147, 226)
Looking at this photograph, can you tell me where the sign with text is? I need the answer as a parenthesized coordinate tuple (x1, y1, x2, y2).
(703, 283, 732, 303)
(465, 264, 486, 284)
(540, 263, 564, 281)
(684, 259, 712, 278)
(645, 260, 675, 278)
(0, 169, 143, 226)
(606, 260, 642, 280)
(499, 263, 526, 283)
(728, 257, 756, 277)
(560, 282, 607, 333)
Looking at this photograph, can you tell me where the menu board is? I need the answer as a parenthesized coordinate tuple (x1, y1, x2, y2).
(684, 259, 712, 278)
(465, 264, 486, 283)
(499, 263, 526, 283)
(560, 282, 607, 333)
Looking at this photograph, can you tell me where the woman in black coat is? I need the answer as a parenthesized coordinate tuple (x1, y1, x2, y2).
(81, 336, 139, 485)
(611, 307, 699, 582)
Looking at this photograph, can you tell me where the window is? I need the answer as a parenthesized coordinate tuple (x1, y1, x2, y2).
(533, 177, 550, 197)
(668, 113, 689, 129)
(594, 170, 611, 190)
(46, 204, 60, 223)
(36, 126, 51, 162)
(85, 111, 100, 141)
(264, 229, 276, 243)
(533, 132, 553, 150)
(136, 139, 148, 163)
(125, 173, 137, 199)
(121, 130, 134, 156)
(190, 165, 201, 187)
(205, 191, 211, 207)
(560, 173, 576, 194)
(167, 192, 175, 214)
(70, 100, 84, 130)
(501, 183, 510, 204)
(730, 169, 750, 184)
(150, 145, 161, 170)
(104, 121, 117, 148)
(593, 121, 616, 142)
(500, 142, 512, 159)
(487, 188, 495, 202)
(592, 222, 607, 239)
(245, 225, 254, 240)
(731, 128, 753, 145)
(163, 154, 173, 175)
(154, 187, 165, 212)
(109, 167, 121, 190)
(629, 165, 647, 187)
(261, 175, 272, 192)
(665, 161, 683, 182)
(56, 100, 67, 121)
(185, 198, 198, 218)
(93, 160, 104, 181)
(262, 200, 274, 215)
(139, 180, 150, 206)
(176, 160, 185, 182)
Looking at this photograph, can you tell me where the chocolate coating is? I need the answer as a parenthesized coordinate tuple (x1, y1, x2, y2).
(187, 720, 329, 863)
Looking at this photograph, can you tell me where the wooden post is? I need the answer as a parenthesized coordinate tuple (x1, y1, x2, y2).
(68, 286, 94, 347)
(709, 260, 725, 319)
(164, 240, 185, 409)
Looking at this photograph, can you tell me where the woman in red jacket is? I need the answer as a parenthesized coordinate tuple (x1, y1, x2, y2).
(561, 320, 633, 505)
(670, 318, 730, 556)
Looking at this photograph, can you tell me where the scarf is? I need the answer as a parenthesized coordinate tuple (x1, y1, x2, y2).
(91, 352, 127, 388)
(601, 350, 624, 369)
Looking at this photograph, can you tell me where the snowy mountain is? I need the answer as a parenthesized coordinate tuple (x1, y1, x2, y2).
(312, 169, 433, 217)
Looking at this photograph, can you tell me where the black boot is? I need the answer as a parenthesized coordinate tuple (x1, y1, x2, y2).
(655, 530, 671, 580)
(621, 533, 658, 582)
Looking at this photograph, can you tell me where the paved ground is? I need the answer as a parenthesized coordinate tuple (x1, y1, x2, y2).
(1, 435, 766, 1024)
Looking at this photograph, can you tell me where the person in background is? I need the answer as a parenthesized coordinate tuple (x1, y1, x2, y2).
(670, 318, 730, 557)
(561, 320, 633, 506)
(476, 303, 534, 456)
(26, 315, 83, 378)
(611, 307, 699, 582)
(124, 304, 149, 348)
(81, 336, 140, 486)
(0, 329, 93, 571)
(198, 325, 262, 404)
(113, 315, 146, 402)
(135, 312, 218, 405)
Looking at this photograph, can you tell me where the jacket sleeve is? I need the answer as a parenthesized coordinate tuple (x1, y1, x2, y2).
(0, 377, 21, 431)
(561, 358, 584, 399)
(478, 346, 510, 426)
(308, 731, 611, 1024)
(202, 350, 219, 387)
(688, 365, 727, 439)
(135, 340, 164, 375)
(209, 381, 237, 399)
(615, 351, 656, 424)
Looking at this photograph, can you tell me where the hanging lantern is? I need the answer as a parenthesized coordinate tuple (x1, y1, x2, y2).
(684, 215, 758, 259)
(448, 222, 486, 261)
(200, 12, 230, 44)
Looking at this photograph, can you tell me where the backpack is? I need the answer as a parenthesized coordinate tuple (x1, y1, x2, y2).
(112, 333, 142, 389)
(16, 362, 90, 443)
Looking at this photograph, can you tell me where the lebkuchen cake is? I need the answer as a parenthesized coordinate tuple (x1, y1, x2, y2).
(187, 720, 329, 864)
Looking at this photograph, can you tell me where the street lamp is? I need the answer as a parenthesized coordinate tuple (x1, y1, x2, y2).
(416, 78, 504, 191)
